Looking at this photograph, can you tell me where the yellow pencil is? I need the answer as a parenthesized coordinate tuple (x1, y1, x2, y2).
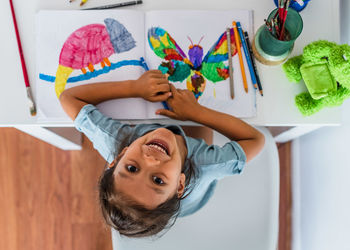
(80, 0, 88, 6)
(232, 21, 248, 93)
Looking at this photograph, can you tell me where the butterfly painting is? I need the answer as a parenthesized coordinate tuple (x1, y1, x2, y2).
(148, 27, 239, 99)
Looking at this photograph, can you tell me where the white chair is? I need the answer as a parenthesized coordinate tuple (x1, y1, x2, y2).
(111, 126, 280, 250)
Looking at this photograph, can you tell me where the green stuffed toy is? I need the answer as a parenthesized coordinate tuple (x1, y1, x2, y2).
(282, 40, 350, 116)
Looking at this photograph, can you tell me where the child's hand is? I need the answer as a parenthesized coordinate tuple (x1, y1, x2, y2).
(136, 70, 171, 102)
(155, 84, 202, 121)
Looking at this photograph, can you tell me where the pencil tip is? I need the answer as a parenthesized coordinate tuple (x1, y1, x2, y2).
(260, 90, 263, 96)
(254, 84, 258, 89)
(80, 1, 85, 6)
(245, 88, 248, 93)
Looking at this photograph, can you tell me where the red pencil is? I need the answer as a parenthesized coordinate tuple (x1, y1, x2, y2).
(9, 0, 36, 116)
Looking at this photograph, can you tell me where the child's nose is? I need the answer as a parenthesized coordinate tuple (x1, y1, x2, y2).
(145, 152, 159, 159)
(143, 152, 160, 165)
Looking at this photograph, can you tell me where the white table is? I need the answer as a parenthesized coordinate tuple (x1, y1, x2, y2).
(0, 0, 341, 149)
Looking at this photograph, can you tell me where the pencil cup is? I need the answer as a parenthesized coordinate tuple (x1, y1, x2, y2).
(252, 8, 303, 65)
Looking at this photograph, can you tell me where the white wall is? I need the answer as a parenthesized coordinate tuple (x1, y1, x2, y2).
(292, 100, 350, 250)
(292, 2, 350, 249)
(340, 0, 350, 44)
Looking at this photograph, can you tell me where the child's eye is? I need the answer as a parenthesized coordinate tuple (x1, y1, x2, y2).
(153, 176, 165, 185)
(126, 165, 138, 173)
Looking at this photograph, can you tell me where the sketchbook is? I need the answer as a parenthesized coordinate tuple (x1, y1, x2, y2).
(36, 10, 256, 122)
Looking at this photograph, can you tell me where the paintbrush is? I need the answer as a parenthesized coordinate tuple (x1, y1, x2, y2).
(279, 0, 291, 40)
(9, 0, 36, 116)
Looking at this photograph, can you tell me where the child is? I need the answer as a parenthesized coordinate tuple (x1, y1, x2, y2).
(59, 70, 265, 238)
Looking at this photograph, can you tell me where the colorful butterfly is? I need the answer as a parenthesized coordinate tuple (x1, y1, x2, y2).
(148, 27, 239, 99)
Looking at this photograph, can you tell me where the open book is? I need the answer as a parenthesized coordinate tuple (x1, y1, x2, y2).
(36, 10, 256, 122)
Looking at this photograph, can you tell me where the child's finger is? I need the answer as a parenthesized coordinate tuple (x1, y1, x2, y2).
(150, 71, 167, 78)
(169, 84, 178, 96)
(155, 109, 178, 119)
(152, 92, 172, 102)
(148, 69, 163, 75)
(157, 83, 171, 92)
(156, 78, 170, 85)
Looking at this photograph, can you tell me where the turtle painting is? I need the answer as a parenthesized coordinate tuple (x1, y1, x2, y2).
(55, 18, 136, 98)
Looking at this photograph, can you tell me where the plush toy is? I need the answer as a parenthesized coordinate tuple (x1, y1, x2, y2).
(282, 40, 350, 116)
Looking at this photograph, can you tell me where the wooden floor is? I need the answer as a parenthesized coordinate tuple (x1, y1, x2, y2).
(0, 128, 112, 250)
(0, 128, 291, 250)
(277, 142, 292, 250)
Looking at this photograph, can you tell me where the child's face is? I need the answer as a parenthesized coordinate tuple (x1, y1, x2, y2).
(112, 128, 187, 209)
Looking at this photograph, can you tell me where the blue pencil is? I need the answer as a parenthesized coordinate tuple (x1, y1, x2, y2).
(140, 57, 170, 110)
(236, 22, 258, 90)
(244, 31, 263, 96)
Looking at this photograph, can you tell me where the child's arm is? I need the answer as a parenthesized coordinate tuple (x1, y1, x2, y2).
(156, 84, 265, 162)
(59, 70, 171, 120)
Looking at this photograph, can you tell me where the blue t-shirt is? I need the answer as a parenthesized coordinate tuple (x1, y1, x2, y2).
(74, 104, 247, 217)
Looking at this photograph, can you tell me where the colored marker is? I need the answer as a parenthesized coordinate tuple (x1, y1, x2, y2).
(232, 21, 248, 93)
(244, 31, 263, 96)
(140, 57, 170, 110)
(236, 22, 257, 90)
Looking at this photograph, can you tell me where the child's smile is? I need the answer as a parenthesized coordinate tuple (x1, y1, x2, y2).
(145, 139, 170, 155)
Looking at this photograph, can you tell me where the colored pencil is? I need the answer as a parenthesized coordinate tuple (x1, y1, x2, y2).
(83, 0, 143, 10)
(80, 0, 88, 6)
(232, 21, 248, 93)
(226, 28, 234, 99)
(140, 57, 170, 110)
(236, 22, 257, 90)
(9, 0, 36, 116)
(244, 31, 263, 96)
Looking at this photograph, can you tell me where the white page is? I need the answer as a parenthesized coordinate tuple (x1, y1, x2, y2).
(144, 10, 256, 119)
(36, 10, 147, 122)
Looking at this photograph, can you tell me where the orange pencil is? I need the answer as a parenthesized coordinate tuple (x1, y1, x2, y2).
(232, 21, 248, 93)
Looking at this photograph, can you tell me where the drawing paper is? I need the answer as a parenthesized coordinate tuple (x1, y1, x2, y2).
(36, 10, 256, 122)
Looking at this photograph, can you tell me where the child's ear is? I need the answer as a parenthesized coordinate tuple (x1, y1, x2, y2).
(108, 147, 129, 168)
(177, 173, 186, 198)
